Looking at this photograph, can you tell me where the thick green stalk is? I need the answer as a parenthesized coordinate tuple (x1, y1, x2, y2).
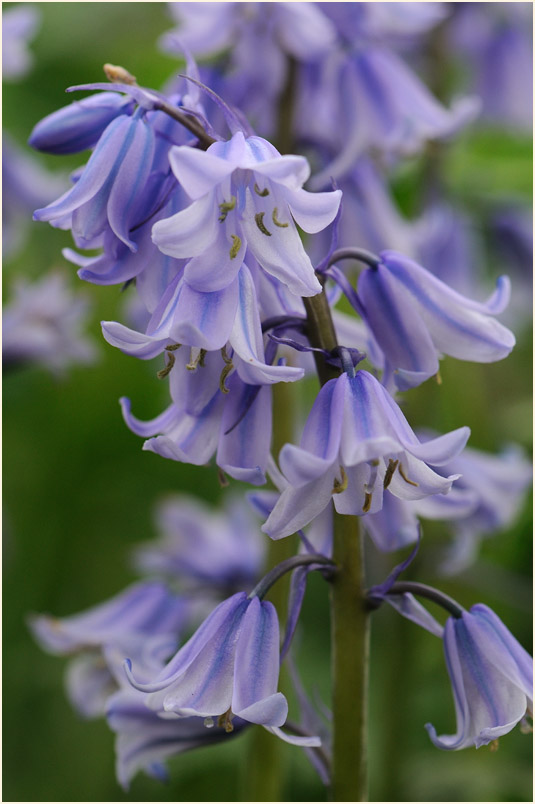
(330, 512, 369, 801)
(304, 286, 370, 801)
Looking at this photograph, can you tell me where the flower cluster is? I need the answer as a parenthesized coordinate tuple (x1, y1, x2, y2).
(20, 1, 532, 797)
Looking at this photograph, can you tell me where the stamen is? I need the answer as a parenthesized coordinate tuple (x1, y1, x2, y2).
(254, 183, 269, 197)
(166, 343, 181, 352)
(272, 207, 289, 228)
(220, 346, 233, 393)
(398, 463, 419, 487)
(217, 467, 229, 488)
(186, 347, 203, 371)
(217, 709, 234, 733)
(204, 717, 214, 729)
(229, 234, 241, 259)
(362, 492, 373, 513)
(157, 351, 176, 379)
(332, 465, 348, 494)
(489, 739, 499, 752)
(218, 196, 236, 222)
(255, 212, 272, 236)
(435, 371, 443, 385)
(383, 459, 399, 490)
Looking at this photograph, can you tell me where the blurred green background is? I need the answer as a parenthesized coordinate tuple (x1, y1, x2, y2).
(3, 3, 532, 801)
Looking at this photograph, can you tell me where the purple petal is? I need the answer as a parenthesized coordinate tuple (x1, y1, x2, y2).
(168, 144, 236, 199)
(152, 193, 219, 258)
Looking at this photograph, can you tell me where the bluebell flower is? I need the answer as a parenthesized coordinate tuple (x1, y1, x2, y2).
(2, 4, 40, 80)
(29, 581, 188, 718)
(132, 493, 265, 592)
(2, 273, 97, 375)
(33, 112, 156, 251)
(126, 591, 320, 744)
(356, 250, 515, 390)
(106, 688, 247, 790)
(263, 370, 470, 540)
(427, 444, 533, 575)
(151, 130, 342, 297)
(307, 43, 478, 189)
(28, 91, 135, 154)
(114, 335, 282, 485)
(426, 604, 533, 750)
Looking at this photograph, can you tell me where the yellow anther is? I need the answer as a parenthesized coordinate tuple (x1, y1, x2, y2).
(165, 343, 182, 352)
(254, 183, 270, 197)
(103, 63, 137, 85)
(272, 207, 289, 228)
(489, 739, 499, 752)
(398, 463, 419, 487)
(229, 234, 241, 259)
(218, 196, 236, 222)
(383, 459, 399, 490)
(362, 492, 373, 513)
(221, 345, 233, 364)
(332, 466, 348, 494)
(217, 709, 234, 733)
(435, 371, 443, 385)
(254, 212, 272, 236)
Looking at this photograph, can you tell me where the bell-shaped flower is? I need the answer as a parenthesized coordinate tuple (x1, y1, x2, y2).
(426, 604, 533, 750)
(33, 111, 155, 251)
(106, 688, 247, 790)
(2, 4, 40, 80)
(28, 91, 135, 154)
(2, 272, 97, 375)
(357, 250, 515, 390)
(151, 130, 341, 297)
(29, 581, 188, 718)
(117, 346, 274, 485)
(263, 370, 470, 540)
(126, 592, 291, 731)
(308, 45, 479, 189)
(132, 493, 265, 592)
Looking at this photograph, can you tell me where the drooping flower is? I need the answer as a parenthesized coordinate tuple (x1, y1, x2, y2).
(263, 369, 470, 540)
(356, 250, 515, 390)
(426, 604, 533, 750)
(29, 581, 188, 718)
(126, 591, 317, 743)
(151, 130, 342, 297)
(33, 111, 156, 251)
(106, 688, 247, 790)
(2, 4, 40, 80)
(2, 272, 97, 375)
(132, 493, 265, 593)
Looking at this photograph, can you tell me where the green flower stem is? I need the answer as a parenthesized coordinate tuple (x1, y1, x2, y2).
(304, 284, 370, 801)
(330, 512, 369, 802)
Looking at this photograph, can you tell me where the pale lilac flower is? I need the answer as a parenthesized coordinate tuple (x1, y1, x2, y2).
(2, 4, 40, 80)
(133, 494, 265, 591)
(430, 445, 533, 575)
(263, 370, 470, 540)
(29, 581, 187, 718)
(152, 130, 342, 297)
(356, 251, 515, 390)
(126, 591, 320, 745)
(117, 346, 275, 485)
(426, 604, 533, 750)
(33, 112, 156, 251)
(107, 688, 247, 790)
(2, 273, 96, 374)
